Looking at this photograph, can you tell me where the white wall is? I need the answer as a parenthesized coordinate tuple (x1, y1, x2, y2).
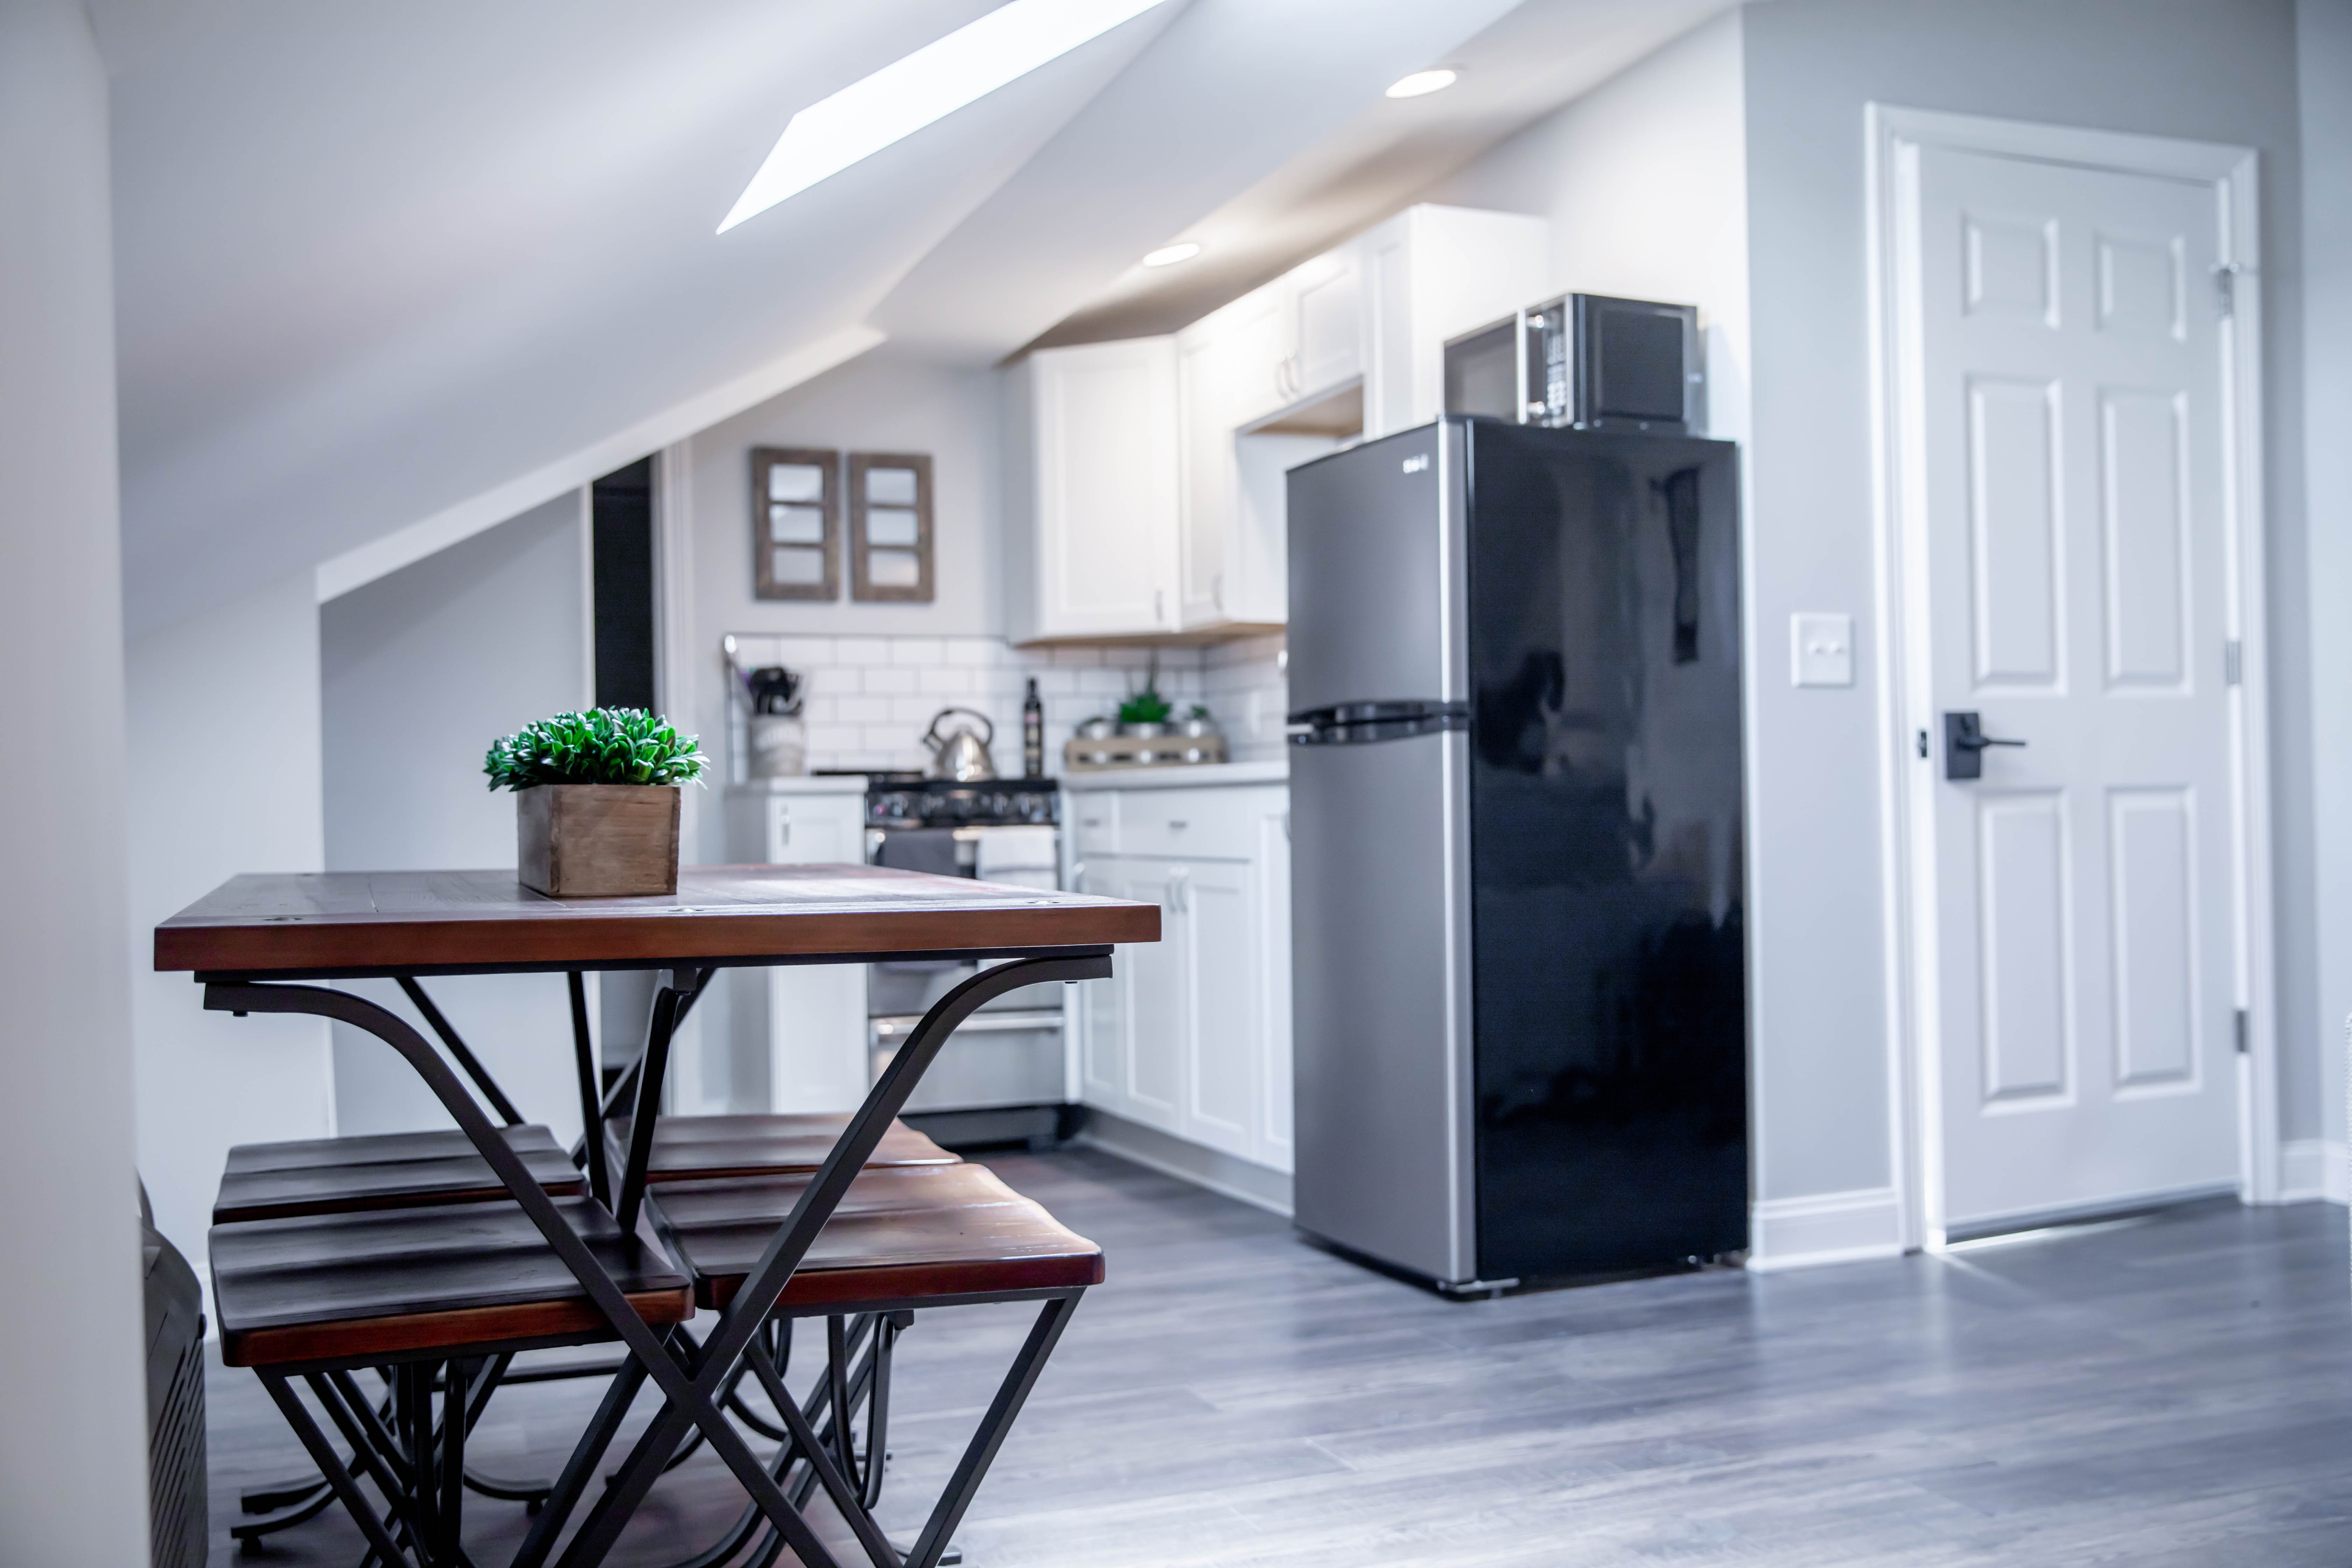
(689, 346, 1005, 644)
(1738, 0, 2310, 1236)
(2298, 0, 2352, 1193)
(1424, 10, 1750, 447)
(127, 570, 334, 1311)
(321, 491, 600, 1142)
(0, 0, 151, 1553)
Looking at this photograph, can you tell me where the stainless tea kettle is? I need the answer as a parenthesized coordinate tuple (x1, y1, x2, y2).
(922, 707, 999, 782)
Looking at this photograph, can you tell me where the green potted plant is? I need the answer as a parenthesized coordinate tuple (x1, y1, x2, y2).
(1117, 654, 1173, 737)
(485, 708, 707, 897)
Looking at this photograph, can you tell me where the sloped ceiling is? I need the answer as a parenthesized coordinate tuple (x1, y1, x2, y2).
(94, 0, 1719, 635)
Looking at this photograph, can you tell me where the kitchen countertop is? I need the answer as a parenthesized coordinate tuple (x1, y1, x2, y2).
(1063, 759, 1288, 791)
(725, 774, 868, 794)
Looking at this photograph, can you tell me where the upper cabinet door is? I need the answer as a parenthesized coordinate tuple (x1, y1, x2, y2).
(1218, 285, 1297, 430)
(1176, 328, 1236, 627)
(1291, 246, 1364, 401)
(1028, 338, 1180, 638)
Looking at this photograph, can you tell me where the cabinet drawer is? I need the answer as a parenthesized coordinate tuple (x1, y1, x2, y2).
(1119, 789, 1259, 860)
(1068, 793, 1120, 855)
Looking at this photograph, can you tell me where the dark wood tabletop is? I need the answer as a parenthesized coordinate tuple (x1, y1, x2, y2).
(157, 863, 1159, 979)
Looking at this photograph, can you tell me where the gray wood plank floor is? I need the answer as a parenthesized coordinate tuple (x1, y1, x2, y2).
(204, 1149, 2352, 1566)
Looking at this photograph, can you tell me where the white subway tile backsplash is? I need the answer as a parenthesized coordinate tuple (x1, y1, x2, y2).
(832, 638, 893, 667)
(766, 635, 835, 666)
(889, 695, 941, 725)
(889, 637, 946, 667)
(732, 629, 1284, 775)
(800, 665, 860, 697)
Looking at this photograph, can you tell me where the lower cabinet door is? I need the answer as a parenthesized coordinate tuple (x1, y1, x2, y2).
(1076, 861, 1129, 1113)
(768, 962, 868, 1113)
(1121, 864, 1188, 1131)
(1078, 859, 1186, 1132)
(1256, 804, 1294, 1172)
(1180, 859, 1258, 1158)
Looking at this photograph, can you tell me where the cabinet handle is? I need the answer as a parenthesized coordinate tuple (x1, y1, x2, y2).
(1212, 573, 1223, 613)
(1167, 820, 1188, 831)
(1154, 588, 1167, 625)
(1166, 866, 1191, 913)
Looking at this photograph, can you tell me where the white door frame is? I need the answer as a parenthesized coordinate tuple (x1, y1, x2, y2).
(1864, 104, 2275, 1248)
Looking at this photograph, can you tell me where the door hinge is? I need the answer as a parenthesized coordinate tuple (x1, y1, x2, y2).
(2224, 639, 2243, 686)
(2235, 1008, 2250, 1055)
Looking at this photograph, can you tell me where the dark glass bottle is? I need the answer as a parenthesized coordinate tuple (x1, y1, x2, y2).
(1021, 677, 1044, 778)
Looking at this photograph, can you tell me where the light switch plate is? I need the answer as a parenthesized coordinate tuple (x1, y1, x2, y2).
(1791, 612, 1854, 687)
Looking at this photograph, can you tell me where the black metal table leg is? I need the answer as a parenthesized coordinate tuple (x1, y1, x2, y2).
(550, 953, 1110, 1568)
(207, 947, 1109, 1568)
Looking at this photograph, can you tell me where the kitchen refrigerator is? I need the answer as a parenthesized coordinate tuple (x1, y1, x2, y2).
(1287, 417, 1746, 1291)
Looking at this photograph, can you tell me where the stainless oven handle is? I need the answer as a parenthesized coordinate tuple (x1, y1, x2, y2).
(870, 1009, 1066, 1039)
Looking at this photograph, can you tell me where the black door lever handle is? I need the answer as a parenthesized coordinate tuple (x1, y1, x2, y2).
(1944, 711, 2024, 780)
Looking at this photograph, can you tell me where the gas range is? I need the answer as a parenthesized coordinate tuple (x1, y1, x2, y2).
(860, 774, 1059, 829)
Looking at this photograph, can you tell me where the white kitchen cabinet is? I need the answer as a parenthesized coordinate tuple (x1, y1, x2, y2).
(1289, 245, 1364, 401)
(1005, 337, 1180, 643)
(722, 783, 868, 1113)
(1008, 206, 1546, 643)
(1071, 779, 1292, 1172)
(1359, 205, 1550, 439)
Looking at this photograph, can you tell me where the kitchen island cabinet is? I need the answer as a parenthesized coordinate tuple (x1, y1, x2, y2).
(1068, 769, 1291, 1176)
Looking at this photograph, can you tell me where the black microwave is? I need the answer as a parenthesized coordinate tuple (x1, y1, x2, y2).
(1443, 293, 1700, 434)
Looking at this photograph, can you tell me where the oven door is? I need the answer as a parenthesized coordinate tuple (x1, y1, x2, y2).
(866, 823, 1068, 1107)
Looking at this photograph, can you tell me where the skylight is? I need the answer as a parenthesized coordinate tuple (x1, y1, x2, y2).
(719, 0, 1176, 233)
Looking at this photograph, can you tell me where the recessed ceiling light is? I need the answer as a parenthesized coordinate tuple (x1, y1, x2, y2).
(720, 0, 1176, 234)
(1142, 242, 1202, 268)
(1385, 68, 1458, 99)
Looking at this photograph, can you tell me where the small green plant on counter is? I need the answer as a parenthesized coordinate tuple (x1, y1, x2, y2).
(484, 708, 708, 791)
(1185, 704, 1212, 720)
(1117, 688, 1173, 726)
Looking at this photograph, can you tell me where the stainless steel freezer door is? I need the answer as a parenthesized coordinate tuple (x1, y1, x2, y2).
(1284, 423, 1466, 715)
(1289, 728, 1475, 1284)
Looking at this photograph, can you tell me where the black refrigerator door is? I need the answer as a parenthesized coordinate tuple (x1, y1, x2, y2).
(1464, 422, 1747, 1280)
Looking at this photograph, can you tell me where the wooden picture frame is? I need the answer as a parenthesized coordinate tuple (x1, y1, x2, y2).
(847, 452, 933, 602)
(751, 447, 839, 601)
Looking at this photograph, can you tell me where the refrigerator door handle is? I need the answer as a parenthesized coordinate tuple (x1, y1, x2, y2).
(1287, 699, 1469, 746)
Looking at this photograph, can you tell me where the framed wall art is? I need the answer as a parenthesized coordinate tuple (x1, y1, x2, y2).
(751, 446, 839, 600)
(847, 451, 933, 602)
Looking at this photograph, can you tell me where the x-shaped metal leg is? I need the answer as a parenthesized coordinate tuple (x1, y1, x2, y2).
(209, 947, 1108, 1568)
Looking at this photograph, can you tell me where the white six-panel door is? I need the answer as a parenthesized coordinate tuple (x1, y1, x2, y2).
(1905, 141, 2242, 1234)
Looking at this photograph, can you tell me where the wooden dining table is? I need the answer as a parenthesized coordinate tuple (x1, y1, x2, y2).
(156, 861, 1158, 1567)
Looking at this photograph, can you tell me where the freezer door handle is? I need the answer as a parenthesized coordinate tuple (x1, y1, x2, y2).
(1287, 699, 1469, 746)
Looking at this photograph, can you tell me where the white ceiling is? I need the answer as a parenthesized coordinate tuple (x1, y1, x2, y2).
(93, 0, 1722, 634)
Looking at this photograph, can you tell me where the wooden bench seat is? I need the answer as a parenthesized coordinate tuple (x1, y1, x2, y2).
(211, 1197, 690, 1368)
(649, 1163, 1103, 1312)
(606, 1112, 958, 1183)
(213, 1125, 584, 1225)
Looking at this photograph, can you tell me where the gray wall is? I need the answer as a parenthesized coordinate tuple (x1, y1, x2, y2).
(1740, 0, 2311, 1203)
(2298, 0, 2352, 1176)
(321, 491, 595, 1141)
(0, 0, 152, 1552)
(128, 570, 331, 1312)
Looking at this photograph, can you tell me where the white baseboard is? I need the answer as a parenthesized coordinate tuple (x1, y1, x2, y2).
(2278, 1139, 2348, 1205)
(1746, 1186, 1904, 1272)
(1077, 1109, 1293, 1218)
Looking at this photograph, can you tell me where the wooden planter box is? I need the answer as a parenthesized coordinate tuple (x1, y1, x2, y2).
(516, 785, 680, 898)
